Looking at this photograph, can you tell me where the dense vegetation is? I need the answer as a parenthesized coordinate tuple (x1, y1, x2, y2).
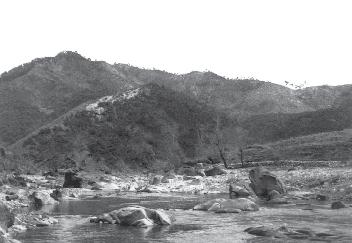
(19, 84, 237, 171)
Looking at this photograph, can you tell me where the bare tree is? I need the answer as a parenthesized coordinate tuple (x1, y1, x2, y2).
(199, 115, 249, 168)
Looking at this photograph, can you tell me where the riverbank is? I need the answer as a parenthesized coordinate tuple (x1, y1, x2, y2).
(1, 163, 352, 242)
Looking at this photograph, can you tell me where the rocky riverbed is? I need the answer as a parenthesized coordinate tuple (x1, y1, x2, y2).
(1, 163, 352, 242)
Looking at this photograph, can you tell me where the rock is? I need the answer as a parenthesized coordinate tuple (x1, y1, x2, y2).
(245, 226, 281, 237)
(6, 175, 27, 187)
(196, 169, 206, 177)
(92, 206, 173, 227)
(136, 186, 152, 193)
(214, 208, 241, 213)
(331, 201, 345, 209)
(207, 156, 221, 164)
(110, 207, 148, 225)
(268, 190, 281, 200)
(42, 171, 58, 177)
(190, 179, 202, 185)
(193, 199, 223, 211)
(249, 167, 285, 198)
(150, 175, 163, 185)
(29, 191, 58, 208)
(229, 184, 252, 198)
(131, 218, 154, 227)
(90, 183, 103, 191)
(4, 191, 15, 196)
(0, 203, 15, 231)
(162, 172, 176, 180)
(149, 209, 173, 225)
(204, 166, 227, 176)
(161, 177, 170, 184)
(63, 171, 82, 188)
(34, 216, 58, 227)
(183, 175, 196, 181)
(50, 189, 63, 201)
(244, 225, 336, 241)
(5, 195, 18, 201)
(99, 176, 112, 183)
(90, 213, 115, 224)
(11, 224, 27, 233)
(195, 163, 204, 169)
(193, 198, 259, 212)
(316, 194, 328, 201)
(180, 167, 197, 176)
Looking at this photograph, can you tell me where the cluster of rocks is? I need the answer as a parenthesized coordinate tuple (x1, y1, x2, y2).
(193, 198, 259, 213)
(178, 158, 227, 177)
(90, 206, 173, 227)
(245, 225, 340, 241)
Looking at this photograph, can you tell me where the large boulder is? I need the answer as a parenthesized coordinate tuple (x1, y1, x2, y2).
(63, 171, 82, 188)
(248, 167, 285, 198)
(204, 166, 227, 176)
(28, 191, 58, 209)
(0, 203, 14, 232)
(91, 206, 173, 227)
(193, 198, 259, 212)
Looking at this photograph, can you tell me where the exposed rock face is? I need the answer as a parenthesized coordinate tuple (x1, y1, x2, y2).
(0, 203, 15, 231)
(90, 206, 173, 227)
(193, 198, 259, 212)
(63, 171, 82, 188)
(204, 166, 227, 176)
(248, 167, 285, 198)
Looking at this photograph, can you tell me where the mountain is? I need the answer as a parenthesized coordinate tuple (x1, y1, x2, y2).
(14, 84, 237, 171)
(113, 65, 315, 117)
(1, 51, 352, 168)
(0, 51, 137, 146)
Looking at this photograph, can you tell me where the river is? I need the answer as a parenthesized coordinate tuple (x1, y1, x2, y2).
(14, 192, 352, 242)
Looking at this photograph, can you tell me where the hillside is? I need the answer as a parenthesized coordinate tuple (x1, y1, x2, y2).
(113, 64, 315, 117)
(0, 51, 137, 146)
(243, 129, 352, 162)
(15, 84, 238, 171)
(241, 103, 352, 144)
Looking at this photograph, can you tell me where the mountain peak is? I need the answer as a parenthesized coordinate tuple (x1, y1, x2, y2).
(54, 51, 87, 61)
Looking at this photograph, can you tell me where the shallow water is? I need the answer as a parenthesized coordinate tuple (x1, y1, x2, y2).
(15, 193, 352, 243)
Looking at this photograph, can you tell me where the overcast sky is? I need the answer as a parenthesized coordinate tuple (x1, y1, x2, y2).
(1, 0, 351, 87)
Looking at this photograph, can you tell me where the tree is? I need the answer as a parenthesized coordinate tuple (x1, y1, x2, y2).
(199, 114, 249, 168)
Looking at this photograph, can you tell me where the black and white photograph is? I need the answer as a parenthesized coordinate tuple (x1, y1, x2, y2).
(0, 0, 352, 242)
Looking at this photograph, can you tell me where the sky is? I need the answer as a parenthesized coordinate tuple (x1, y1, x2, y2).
(0, 0, 352, 87)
